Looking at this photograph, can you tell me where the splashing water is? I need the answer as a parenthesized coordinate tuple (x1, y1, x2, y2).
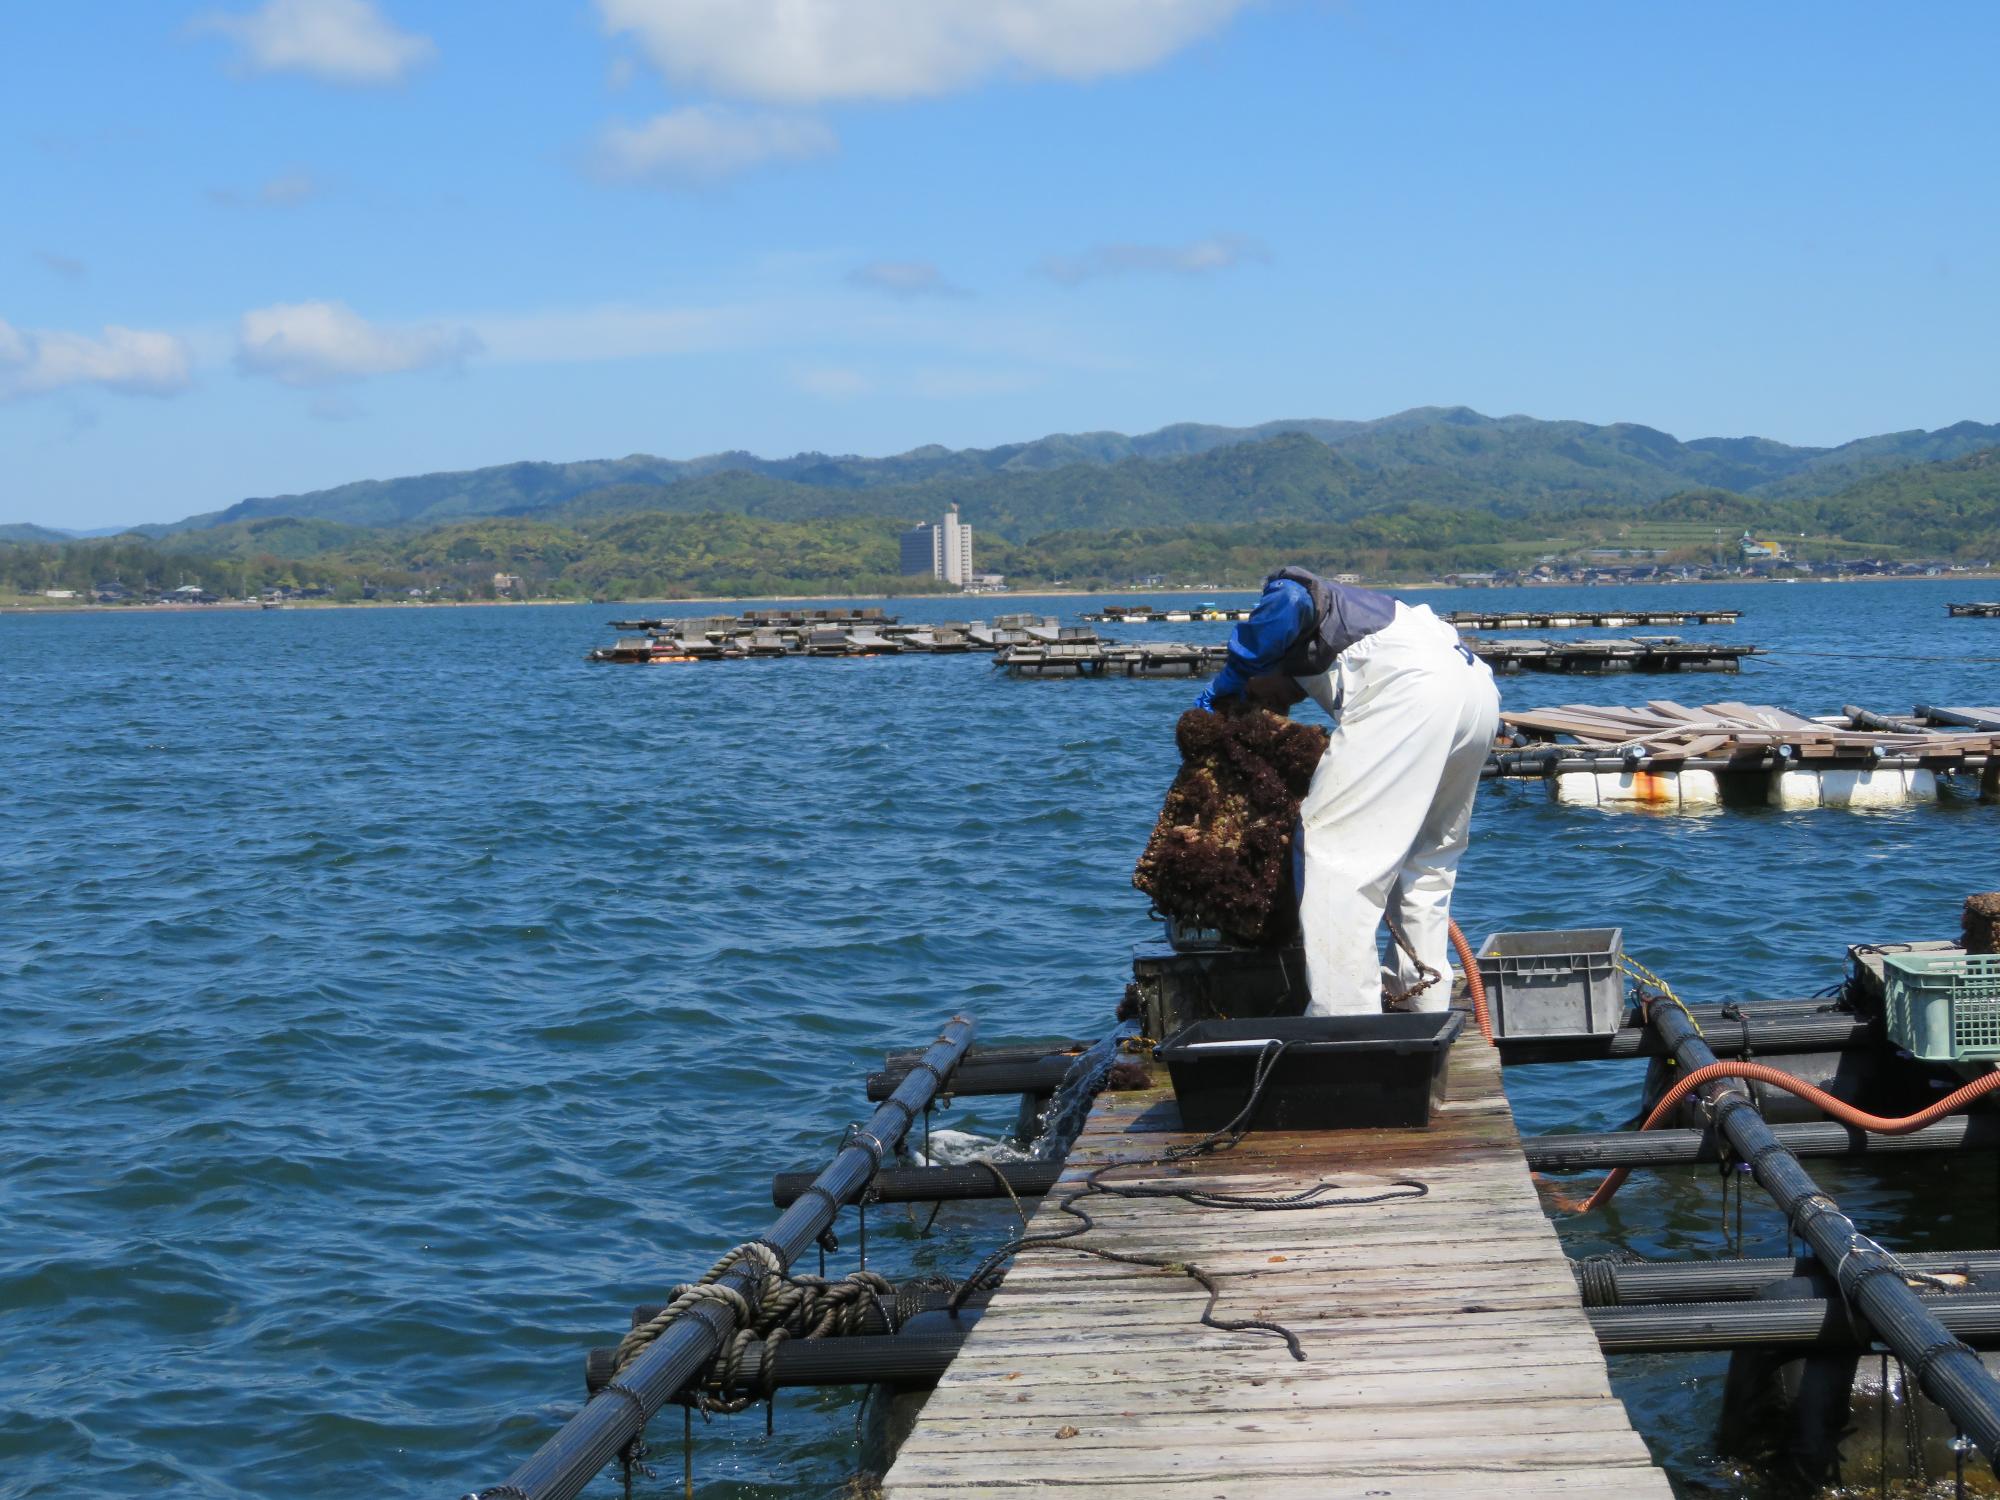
(1030, 1023, 1139, 1159)
(914, 1128, 1035, 1167)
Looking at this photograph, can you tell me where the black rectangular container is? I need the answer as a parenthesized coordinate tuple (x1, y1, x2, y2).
(1155, 1011, 1467, 1131)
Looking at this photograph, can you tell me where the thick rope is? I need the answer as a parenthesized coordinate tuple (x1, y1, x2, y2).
(947, 1040, 1429, 1361)
(610, 1241, 899, 1414)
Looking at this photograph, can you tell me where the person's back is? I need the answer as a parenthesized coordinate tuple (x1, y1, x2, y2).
(1194, 568, 1499, 1014)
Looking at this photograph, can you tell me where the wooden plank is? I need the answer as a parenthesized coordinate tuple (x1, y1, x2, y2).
(881, 1026, 1672, 1498)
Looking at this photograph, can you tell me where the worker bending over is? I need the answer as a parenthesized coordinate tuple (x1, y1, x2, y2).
(1195, 567, 1499, 1015)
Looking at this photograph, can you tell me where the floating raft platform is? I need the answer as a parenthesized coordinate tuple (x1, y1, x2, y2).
(1467, 635, 1758, 675)
(1446, 608, 1740, 630)
(1949, 602, 2000, 618)
(1081, 604, 1255, 623)
(995, 641, 1229, 678)
(588, 614, 1083, 662)
(882, 1026, 1674, 1499)
(1487, 700, 2000, 809)
(610, 606, 899, 631)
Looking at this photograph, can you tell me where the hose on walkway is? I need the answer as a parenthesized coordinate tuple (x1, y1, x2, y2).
(1580, 1060, 2000, 1213)
(1448, 918, 1493, 1044)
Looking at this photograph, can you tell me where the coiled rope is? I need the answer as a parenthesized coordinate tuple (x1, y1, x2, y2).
(946, 1039, 1429, 1361)
(611, 1241, 896, 1413)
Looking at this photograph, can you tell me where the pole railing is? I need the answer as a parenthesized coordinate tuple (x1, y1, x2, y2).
(1644, 998, 2000, 1469)
(458, 1014, 976, 1500)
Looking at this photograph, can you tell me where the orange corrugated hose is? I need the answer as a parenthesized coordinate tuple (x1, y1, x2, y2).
(1448, 919, 1494, 1044)
(1579, 1059, 2000, 1213)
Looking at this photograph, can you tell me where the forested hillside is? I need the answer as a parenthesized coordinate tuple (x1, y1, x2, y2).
(100, 408, 2000, 540)
(6, 445, 1995, 602)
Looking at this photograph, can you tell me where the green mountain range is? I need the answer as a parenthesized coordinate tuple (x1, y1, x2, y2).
(5, 409, 1998, 603)
(106, 407, 2000, 541)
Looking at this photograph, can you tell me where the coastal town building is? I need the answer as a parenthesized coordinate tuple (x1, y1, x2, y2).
(900, 505, 975, 586)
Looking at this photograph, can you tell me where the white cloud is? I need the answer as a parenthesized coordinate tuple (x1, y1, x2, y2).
(470, 302, 769, 364)
(1039, 232, 1271, 285)
(208, 168, 323, 209)
(0, 318, 194, 400)
(790, 363, 875, 399)
(258, 168, 321, 205)
(235, 300, 479, 386)
(847, 261, 969, 299)
(595, 106, 836, 186)
(196, 0, 435, 86)
(596, 0, 1250, 104)
(909, 365, 1041, 399)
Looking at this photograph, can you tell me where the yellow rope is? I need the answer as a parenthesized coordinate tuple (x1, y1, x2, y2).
(1618, 954, 1702, 1042)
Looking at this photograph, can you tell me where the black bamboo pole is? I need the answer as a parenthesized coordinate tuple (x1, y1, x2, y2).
(1917, 705, 2000, 732)
(585, 1330, 975, 1394)
(1574, 1251, 2000, 1307)
(457, 1014, 976, 1500)
(1592, 1293, 2000, 1353)
(627, 1287, 994, 1331)
(1528, 1112, 2000, 1172)
(1498, 1007, 1870, 1066)
(882, 1039, 1089, 1068)
(773, 1161, 1063, 1207)
(866, 1056, 1076, 1100)
(1643, 998, 2000, 1467)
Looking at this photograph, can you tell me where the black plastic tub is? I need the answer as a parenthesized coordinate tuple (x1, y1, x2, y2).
(1155, 1011, 1468, 1131)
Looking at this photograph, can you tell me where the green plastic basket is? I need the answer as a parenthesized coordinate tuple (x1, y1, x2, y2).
(1883, 953, 2000, 1061)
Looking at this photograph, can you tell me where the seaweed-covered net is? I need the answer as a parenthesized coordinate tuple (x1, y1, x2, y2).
(1133, 707, 1328, 947)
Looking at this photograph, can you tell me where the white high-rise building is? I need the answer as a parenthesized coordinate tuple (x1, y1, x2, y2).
(900, 505, 975, 585)
(936, 505, 973, 586)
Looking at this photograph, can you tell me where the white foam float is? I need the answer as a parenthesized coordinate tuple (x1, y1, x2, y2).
(1767, 766, 1939, 809)
(1551, 768, 1722, 810)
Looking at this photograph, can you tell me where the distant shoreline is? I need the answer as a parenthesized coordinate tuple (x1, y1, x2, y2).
(2, 571, 1993, 618)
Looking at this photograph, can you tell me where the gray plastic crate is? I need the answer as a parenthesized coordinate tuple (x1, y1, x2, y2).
(1884, 952, 2000, 1061)
(1475, 928, 1627, 1038)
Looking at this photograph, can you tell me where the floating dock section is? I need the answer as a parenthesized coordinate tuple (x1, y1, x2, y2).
(1447, 608, 1740, 630)
(882, 1027, 1674, 1499)
(1488, 701, 2000, 809)
(1949, 602, 2000, 618)
(1082, 604, 1255, 623)
(589, 613, 1084, 662)
(995, 641, 1229, 678)
(1467, 635, 1758, 675)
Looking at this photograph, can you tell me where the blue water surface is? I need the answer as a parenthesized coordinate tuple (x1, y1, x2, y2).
(3, 580, 1997, 1498)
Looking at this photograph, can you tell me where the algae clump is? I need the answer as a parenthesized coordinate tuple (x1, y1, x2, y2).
(1132, 707, 1328, 947)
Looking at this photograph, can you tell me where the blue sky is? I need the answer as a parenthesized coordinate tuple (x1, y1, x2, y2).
(5, 0, 1997, 530)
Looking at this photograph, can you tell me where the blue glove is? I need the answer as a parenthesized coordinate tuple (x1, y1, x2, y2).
(1193, 578, 1315, 710)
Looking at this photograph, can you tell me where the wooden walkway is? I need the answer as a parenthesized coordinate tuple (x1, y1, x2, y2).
(883, 1030, 1673, 1499)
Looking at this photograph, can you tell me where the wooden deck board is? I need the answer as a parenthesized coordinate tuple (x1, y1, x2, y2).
(880, 1028, 1673, 1498)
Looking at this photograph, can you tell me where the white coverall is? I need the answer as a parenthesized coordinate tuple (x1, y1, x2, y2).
(1293, 602, 1500, 1015)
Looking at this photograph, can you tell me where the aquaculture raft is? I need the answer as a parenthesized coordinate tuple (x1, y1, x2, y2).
(880, 1028, 1674, 1499)
(1487, 701, 2000, 809)
(995, 641, 1229, 678)
(1948, 602, 2000, 618)
(1466, 635, 1758, 675)
(1446, 608, 1740, 630)
(1082, 604, 1256, 623)
(587, 613, 1082, 662)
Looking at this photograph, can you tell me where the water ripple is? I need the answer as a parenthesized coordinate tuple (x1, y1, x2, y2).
(2, 581, 1995, 1496)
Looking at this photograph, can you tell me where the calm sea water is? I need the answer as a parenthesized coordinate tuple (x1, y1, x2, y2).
(4, 580, 1997, 1499)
